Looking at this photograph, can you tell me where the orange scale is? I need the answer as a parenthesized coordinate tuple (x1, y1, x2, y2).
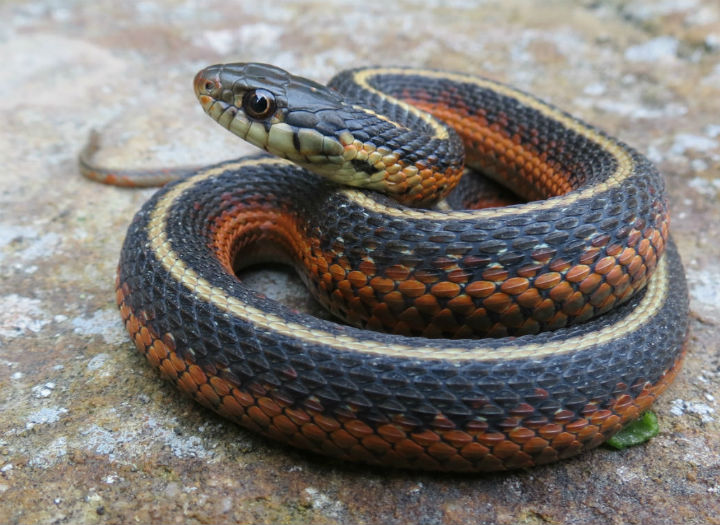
(626, 229, 642, 246)
(516, 287, 542, 308)
(146, 343, 166, 368)
(564, 418, 589, 433)
(561, 292, 586, 315)
(356, 286, 377, 305)
(300, 422, 328, 442)
(500, 277, 530, 295)
(604, 266, 626, 287)
(548, 281, 574, 302)
(492, 440, 522, 459)
(217, 395, 245, 420)
(442, 430, 473, 448)
(600, 414, 622, 433)
(385, 264, 410, 280)
(430, 281, 461, 298)
(508, 427, 535, 443)
(575, 425, 601, 442)
(320, 273, 333, 287)
(344, 419, 374, 439)
(588, 409, 612, 425)
(534, 272, 562, 290)
(517, 318, 541, 335)
(381, 290, 407, 311)
(427, 441, 460, 459)
(258, 397, 283, 417)
(557, 441, 583, 459)
(566, 265, 591, 283)
(125, 314, 140, 336)
(459, 442, 490, 461)
(466, 280, 496, 298)
(617, 247, 636, 266)
(336, 280, 353, 294)
(198, 384, 220, 405)
(477, 432, 506, 447)
(394, 438, 426, 458)
(138, 326, 153, 349)
(522, 437, 550, 454)
(589, 283, 613, 306)
(499, 304, 525, 328)
(534, 447, 560, 465)
(483, 292, 512, 312)
(231, 389, 255, 408)
(578, 273, 603, 295)
(377, 424, 406, 443)
(414, 293, 440, 313)
(411, 429, 441, 447)
(446, 295, 476, 316)
(613, 274, 632, 294)
(618, 405, 640, 424)
(370, 276, 395, 294)
(329, 429, 359, 450)
(347, 270, 368, 288)
(397, 279, 426, 298)
(177, 371, 198, 395)
(637, 238, 652, 257)
(313, 414, 342, 433)
(188, 364, 208, 387)
(532, 298, 556, 321)
(594, 256, 616, 275)
(579, 248, 601, 265)
(550, 432, 576, 449)
(360, 434, 392, 455)
(159, 358, 178, 380)
(245, 405, 271, 429)
(358, 259, 376, 276)
(505, 450, 535, 469)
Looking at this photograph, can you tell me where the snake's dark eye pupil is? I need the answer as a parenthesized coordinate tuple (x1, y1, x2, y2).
(243, 89, 276, 119)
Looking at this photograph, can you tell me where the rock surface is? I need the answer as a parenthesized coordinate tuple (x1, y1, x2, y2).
(1, 1, 718, 523)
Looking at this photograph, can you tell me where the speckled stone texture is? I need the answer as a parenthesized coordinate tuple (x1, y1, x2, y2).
(0, 1, 718, 524)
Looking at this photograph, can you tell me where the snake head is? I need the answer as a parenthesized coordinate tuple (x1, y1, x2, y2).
(194, 63, 348, 163)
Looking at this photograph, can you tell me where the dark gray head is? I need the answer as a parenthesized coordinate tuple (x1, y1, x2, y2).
(194, 63, 344, 136)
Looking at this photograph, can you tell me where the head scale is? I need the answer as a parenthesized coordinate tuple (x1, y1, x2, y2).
(194, 63, 346, 160)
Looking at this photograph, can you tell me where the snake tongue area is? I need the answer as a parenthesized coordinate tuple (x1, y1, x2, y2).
(111, 64, 689, 472)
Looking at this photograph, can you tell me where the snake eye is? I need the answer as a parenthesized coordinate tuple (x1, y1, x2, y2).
(242, 89, 276, 119)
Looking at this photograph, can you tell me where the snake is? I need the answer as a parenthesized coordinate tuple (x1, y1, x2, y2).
(82, 62, 689, 472)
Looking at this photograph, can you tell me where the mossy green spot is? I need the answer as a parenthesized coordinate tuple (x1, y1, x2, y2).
(606, 411, 660, 450)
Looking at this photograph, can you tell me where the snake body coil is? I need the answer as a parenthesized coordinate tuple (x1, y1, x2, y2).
(107, 63, 688, 471)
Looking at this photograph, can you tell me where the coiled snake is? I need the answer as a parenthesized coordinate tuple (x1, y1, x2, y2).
(82, 63, 688, 471)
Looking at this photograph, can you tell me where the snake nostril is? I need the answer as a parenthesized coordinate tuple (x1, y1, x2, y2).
(194, 70, 219, 96)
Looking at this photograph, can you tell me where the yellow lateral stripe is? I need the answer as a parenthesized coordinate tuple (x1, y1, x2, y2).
(145, 157, 668, 362)
(352, 70, 451, 140)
